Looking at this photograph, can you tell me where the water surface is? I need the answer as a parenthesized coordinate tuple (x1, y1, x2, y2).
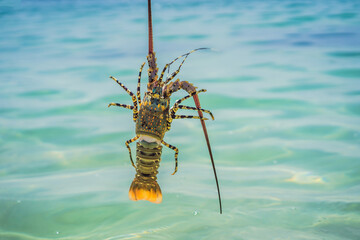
(1, 0, 360, 239)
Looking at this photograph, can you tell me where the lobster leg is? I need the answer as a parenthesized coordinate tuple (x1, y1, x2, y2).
(170, 89, 207, 113)
(108, 103, 134, 110)
(161, 140, 179, 175)
(167, 89, 207, 129)
(177, 105, 214, 120)
(110, 76, 138, 121)
(125, 135, 140, 168)
(173, 115, 208, 120)
(137, 62, 146, 105)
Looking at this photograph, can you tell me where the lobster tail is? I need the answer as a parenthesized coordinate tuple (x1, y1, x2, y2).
(129, 178, 162, 204)
(128, 142, 163, 203)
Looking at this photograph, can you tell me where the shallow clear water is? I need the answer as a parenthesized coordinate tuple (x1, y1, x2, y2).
(1, 0, 360, 239)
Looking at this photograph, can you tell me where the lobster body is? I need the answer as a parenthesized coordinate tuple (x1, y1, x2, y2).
(130, 68, 169, 203)
(136, 91, 170, 141)
(108, 0, 222, 213)
(128, 52, 206, 203)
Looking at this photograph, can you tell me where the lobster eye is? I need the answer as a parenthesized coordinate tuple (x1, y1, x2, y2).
(152, 87, 162, 95)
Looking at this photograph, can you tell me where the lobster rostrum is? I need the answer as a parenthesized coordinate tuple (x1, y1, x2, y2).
(108, 0, 222, 213)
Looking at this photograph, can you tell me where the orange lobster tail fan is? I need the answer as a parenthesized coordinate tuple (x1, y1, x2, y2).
(129, 179, 162, 204)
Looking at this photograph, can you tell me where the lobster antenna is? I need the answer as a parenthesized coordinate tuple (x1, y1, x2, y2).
(148, 0, 153, 54)
(193, 95, 222, 214)
(147, 0, 222, 214)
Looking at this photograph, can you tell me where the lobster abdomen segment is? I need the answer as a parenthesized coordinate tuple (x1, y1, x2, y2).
(128, 141, 163, 203)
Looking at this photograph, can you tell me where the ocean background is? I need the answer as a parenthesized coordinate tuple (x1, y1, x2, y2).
(1, 0, 360, 239)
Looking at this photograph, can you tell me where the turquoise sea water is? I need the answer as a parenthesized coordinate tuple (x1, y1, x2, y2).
(1, 0, 360, 239)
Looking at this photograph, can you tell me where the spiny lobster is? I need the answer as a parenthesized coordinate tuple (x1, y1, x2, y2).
(108, 0, 222, 214)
